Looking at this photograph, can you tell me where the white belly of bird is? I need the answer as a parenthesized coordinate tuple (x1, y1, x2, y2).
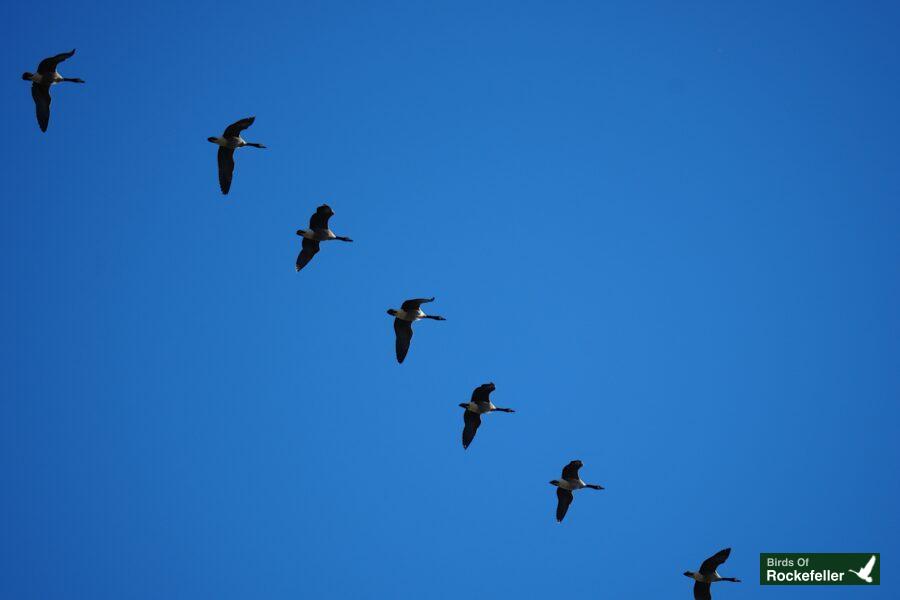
(559, 479, 585, 491)
(301, 230, 335, 241)
(394, 309, 424, 322)
(217, 137, 243, 149)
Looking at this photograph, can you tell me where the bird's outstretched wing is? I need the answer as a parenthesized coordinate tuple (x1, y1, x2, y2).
(31, 84, 51, 132)
(222, 116, 255, 138)
(556, 488, 573, 522)
(561, 460, 583, 481)
(470, 383, 494, 405)
(699, 548, 732, 576)
(860, 555, 877, 577)
(309, 204, 334, 230)
(217, 147, 235, 194)
(462, 410, 481, 449)
(693, 581, 712, 600)
(296, 238, 320, 272)
(37, 49, 75, 75)
(401, 297, 434, 311)
(394, 318, 413, 363)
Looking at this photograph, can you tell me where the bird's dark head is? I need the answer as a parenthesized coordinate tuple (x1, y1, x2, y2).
(549, 479, 560, 486)
(387, 309, 398, 317)
(207, 137, 218, 143)
(22, 72, 33, 81)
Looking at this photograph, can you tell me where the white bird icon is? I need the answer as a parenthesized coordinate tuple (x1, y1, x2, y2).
(848, 555, 877, 583)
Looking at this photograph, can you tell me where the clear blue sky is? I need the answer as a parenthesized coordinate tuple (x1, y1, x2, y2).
(2, 2, 898, 598)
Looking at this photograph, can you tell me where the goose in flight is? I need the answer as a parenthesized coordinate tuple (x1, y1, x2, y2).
(207, 117, 266, 194)
(295, 204, 353, 272)
(549, 460, 604, 522)
(684, 548, 741, 600)
(459, 383, 514, 449)
(21, 49, 85, 132)
(387, 297, 445, 364)
(848, 555, 877, 583)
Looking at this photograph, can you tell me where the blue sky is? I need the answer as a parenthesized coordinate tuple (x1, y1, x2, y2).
(2, 1, 899, 598)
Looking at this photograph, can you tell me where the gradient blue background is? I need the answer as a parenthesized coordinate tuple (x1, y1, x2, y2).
(2, 2, 898, 598)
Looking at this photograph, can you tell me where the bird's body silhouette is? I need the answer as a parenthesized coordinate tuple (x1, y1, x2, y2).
(549, 460, 604, 522)
(295, 204, 353, 271)
(458, 383, 514, 449)
(684, 548, 741, 600)
(207, 117, 266, 194)
(387, 297, 445, 363)
(21, 49, 85, 132)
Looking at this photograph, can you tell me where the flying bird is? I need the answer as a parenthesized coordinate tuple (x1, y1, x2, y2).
(295, 204, 353, 271)
(207, 117, 266, 194)
(386, 297, 446, 364)
(684, 548, 741, 600)
(21, 49, 85, 132)
(549, 460, 604, 522)
(459, 383, 514, 449)
(848, 555, 877, 583)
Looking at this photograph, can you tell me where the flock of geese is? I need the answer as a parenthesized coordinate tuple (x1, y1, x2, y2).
(22, 48, 743, 599)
